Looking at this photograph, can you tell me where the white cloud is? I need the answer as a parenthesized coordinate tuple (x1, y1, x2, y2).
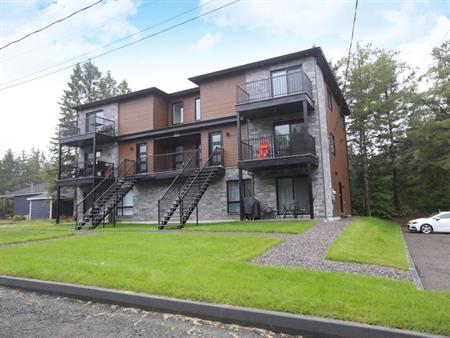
(200, 0, 348, 38)
(395, 15, 450, 75)
(191, 32, 223, 51)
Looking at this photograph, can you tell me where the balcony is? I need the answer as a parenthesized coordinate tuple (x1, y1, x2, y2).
(58, 116, 115, 146)
(239, 133, 318, 171)
(236, 71, 314, 117)
(58, 160, 115, 185)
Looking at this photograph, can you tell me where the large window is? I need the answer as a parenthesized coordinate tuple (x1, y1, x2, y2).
(172, 102, 184, 124)
(195, 98, 201, 120)
(276, 176, 309, 214)
(271, 66, 302, 97)
(227, 180, 252, 214)
(117, 191, 133, 216)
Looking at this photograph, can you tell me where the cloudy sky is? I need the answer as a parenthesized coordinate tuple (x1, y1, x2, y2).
(0, 0, 448, 155)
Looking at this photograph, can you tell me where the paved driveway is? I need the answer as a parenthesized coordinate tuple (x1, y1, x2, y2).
(0, 287, 293, 338)
(402, 227, 450, 291)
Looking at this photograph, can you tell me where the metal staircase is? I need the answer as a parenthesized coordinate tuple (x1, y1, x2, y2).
(158, 147, 223, 229)
(75, 158, 140, 230)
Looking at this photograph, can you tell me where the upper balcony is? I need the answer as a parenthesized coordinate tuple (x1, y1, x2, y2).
(239, 132, 318, 171)
(58, 160, 115, 186)
(235, 71, 315, 118)
(58, 116, 116, 146)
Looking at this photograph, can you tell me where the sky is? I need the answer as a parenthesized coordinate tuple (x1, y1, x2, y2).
(0, 0, 449, 156)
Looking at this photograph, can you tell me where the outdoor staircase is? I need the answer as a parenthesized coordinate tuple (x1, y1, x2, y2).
(75, 158, 140, 230)
(158, 148, 223, 229)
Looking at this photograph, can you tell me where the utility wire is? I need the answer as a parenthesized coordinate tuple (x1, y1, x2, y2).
(0, 0, 240, 92)
(0, 0, 104, 51)
(332, 0, 358, 135)
(0, 0, 219, 87)
(342, 0, 358, 94)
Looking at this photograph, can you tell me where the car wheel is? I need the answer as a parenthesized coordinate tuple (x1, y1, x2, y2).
(420, 224, 433, 234)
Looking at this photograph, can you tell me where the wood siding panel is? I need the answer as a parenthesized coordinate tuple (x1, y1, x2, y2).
(153, 94, 169, 129)
(200, 73, 244, 120)
(325, 87, 352, 216)
(119, 139, 154, 172)
(118, 96, 153, 135)
(200, 124, 238, 168)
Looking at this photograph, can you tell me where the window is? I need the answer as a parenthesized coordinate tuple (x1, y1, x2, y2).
(327, 88, 333, 111)
(117, 191, 133, 216)
(195, 98, 201, 120)
(276, 176, 309, 214)
(227, 180, 252, 214)
(271, 66, 302, 97)
(329, 133, 336, 155)
(340, 115, 345, 129)
(86, 110, 104, 132)
(136, 143, 148, 173)
(172, 102, 184, 124)
(175, 145, 184, 170)
(274, 121, 304, 156)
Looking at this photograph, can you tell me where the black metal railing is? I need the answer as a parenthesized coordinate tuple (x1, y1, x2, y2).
(60, 160, 114, 179)
(59, 116, 115, 138)
(152, 150, 202, 173)
(236, 71, 313, 105)
(240, 133, 316, 161)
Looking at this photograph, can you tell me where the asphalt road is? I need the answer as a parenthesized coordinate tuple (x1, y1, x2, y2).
(0, 287, 295, 338)
(402, 227, 450, 291)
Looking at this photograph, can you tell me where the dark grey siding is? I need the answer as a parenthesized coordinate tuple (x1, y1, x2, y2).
(13, 196, 30, 216)
(30, 200, 50, 220)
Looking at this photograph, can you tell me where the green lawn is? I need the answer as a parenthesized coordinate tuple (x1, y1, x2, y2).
(326, 217, 410, 270)
(0, 232, 449, 335)
(0, 231, 73, 244)
(185, 220, 316, 234)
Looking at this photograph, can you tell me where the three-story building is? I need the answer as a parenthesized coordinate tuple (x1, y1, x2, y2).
(55, 47, 351, 228)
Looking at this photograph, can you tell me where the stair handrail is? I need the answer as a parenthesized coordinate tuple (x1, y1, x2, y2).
(75, 158, 132, 212)
(158, 150, 199, 202)
(178, 146, 223, 202)
(89, 156, 140, 212)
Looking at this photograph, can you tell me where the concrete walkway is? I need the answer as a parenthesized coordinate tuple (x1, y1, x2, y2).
(253, 219, 412, 281)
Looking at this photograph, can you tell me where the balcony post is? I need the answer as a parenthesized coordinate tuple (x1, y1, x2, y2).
(237, 112, 244, 221)
(302, 100, 308, 135)
(55, 144, 62, 224)
(307, 163, 314, 219)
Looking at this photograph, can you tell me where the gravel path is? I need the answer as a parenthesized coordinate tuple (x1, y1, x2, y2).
(0, 286, 294, 338)
(253, 219, 413, 281)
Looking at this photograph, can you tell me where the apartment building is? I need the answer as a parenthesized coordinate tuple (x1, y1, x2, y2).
(55, 47, 351, 228)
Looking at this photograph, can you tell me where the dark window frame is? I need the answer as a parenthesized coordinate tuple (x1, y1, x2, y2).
(329, 133, 336, 155)
(195, 97, 201, 121)
(172, 101, 184, 125)
(85, 110, 104, 133)
(327, 88, 333, 111)
(226, 179, 252, 214)
(117, 191, 133, 217)
(275, 175, 308, 215)
(136, 142, 148, 173)
(270, 65, 302, 97)
(209, 131, 223, 166)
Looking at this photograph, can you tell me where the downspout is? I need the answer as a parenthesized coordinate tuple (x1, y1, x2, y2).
(313, 59, 329, 219)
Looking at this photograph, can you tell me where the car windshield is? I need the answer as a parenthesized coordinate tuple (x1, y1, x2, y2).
(428, 213, 440, 218)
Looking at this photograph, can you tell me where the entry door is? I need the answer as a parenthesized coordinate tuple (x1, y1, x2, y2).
(271, 66, 301, 97)
(209, 132, 223, 166)
(274, 122, 304, 157)
(86, 111, 104, 133)
(136, 143, 148, 174)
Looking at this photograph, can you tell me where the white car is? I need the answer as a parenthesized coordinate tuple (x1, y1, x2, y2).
(408, 212, 450, 234)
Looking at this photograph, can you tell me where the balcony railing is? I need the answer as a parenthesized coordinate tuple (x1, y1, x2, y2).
(240, 133, 316, 161)
(60, 160, 114, 180)
(236, 71, 313, 105)
(59, 116, 115, 138)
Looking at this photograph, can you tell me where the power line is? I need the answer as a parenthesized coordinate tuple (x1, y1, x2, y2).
(0, 0, 104, 51)
(0, 0, 240, 92)
(342, 0, 359, 94)
(0, 0, 219, 87)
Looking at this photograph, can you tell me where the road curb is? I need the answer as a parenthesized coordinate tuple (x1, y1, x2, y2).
(0, 275, 443, 338)
(400, 225, 424, 290)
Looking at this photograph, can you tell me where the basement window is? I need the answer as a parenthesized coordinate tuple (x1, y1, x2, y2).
(117, 191, 133, 216)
